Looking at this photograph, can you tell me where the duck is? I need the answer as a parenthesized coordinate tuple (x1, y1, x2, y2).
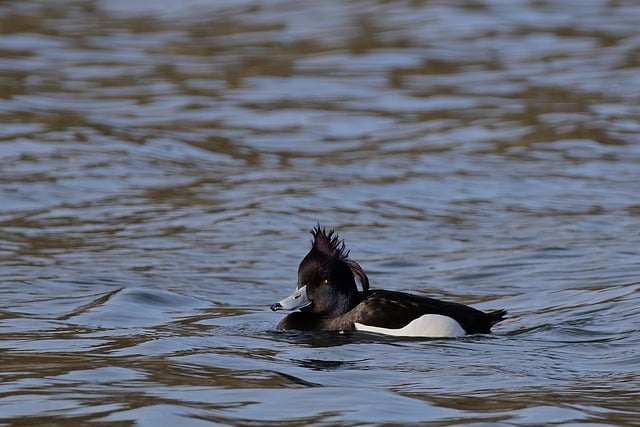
(270, 226, 506, 338)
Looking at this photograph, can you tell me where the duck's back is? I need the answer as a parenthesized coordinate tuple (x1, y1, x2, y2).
(350, 289, 505, 335)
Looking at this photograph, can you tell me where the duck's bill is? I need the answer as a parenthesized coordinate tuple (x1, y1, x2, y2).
(270, 285, 311, 311)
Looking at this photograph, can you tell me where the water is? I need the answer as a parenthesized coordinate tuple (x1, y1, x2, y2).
(1, 0, 639, 425)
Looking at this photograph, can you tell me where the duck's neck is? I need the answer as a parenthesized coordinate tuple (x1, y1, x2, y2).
(325, 289, 362, 318)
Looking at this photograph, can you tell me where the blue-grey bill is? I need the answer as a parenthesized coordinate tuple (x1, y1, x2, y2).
(270, 285, 311, 311)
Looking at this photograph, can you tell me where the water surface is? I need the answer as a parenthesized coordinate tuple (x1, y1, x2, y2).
(1, 0, 639, 425)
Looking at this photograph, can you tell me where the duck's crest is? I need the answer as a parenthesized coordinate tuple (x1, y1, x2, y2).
(310, 225, 349, 260)
(310, 225, 369, 292)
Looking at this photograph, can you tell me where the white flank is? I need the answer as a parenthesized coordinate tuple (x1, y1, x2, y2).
(355, 314, 466, 338)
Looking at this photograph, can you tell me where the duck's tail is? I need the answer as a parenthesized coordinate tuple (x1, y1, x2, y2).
(487, 309, 507, 328)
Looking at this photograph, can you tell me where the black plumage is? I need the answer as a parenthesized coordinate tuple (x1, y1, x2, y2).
(271, 226, 506, 336)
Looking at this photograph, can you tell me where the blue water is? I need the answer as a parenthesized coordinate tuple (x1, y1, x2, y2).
(1, 0, 639, 425)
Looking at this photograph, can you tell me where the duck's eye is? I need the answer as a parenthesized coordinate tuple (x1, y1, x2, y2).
(321, 278, 330, 285)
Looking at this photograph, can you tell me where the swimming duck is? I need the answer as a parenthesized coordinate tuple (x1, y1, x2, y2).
(270, 226, 506, 338)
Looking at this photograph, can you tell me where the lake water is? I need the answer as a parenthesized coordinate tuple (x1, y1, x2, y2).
(1, 0, 639, 425)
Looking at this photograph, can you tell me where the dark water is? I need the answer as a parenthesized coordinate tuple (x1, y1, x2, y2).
(1, 0, 640, 425)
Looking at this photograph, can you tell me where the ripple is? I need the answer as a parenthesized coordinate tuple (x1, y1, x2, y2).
(2, 0, 640, 425)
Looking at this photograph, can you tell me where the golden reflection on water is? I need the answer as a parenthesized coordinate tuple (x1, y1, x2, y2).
(1, 0, 640, 425)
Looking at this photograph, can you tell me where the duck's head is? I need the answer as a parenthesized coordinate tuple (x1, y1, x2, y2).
(270, 226, 369, 317)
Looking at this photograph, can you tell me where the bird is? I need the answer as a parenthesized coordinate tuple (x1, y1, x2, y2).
(270, 226, 506, 338)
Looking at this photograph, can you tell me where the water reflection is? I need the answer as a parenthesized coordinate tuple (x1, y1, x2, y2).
(1, 0, 640, 425)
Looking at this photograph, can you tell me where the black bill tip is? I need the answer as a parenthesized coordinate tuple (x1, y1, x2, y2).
(270, 303, 282, 311)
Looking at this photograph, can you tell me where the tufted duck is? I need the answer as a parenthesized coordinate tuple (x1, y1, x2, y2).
(270, 226, 506, 338)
